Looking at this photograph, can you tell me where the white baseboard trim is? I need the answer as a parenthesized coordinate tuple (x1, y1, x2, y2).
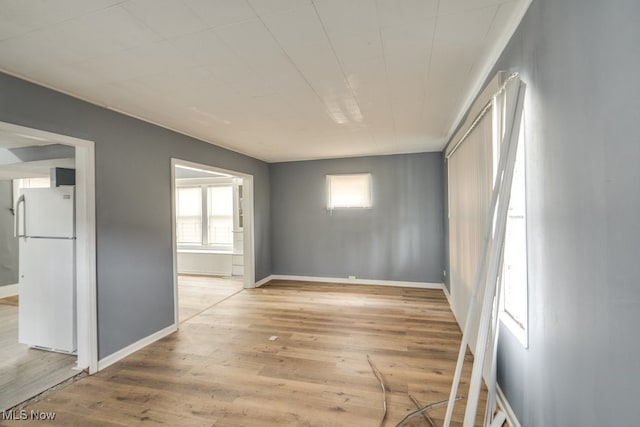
(267, 274, 443, 290)
(0, 284, 18, 298)
(97, 324, 177, 371)
(442, 283, 452, 304)
(178, 270, 231, 277)
(254, 275, 272, 288)
(497, 384, 522, 427)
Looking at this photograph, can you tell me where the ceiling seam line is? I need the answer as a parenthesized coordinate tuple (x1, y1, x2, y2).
(244, 2, 338, 126)
(374, 2, 398, 144)
(420, 0, 441, 124)
(0, 1, 131, 44)
(309, 0, 374, 141)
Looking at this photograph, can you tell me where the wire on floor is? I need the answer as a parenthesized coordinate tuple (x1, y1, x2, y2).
(367, 355, 387, 427)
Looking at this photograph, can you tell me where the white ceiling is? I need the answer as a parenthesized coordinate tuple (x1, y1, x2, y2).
(0, 128, 75, 180)
(0, 0, 529, 162)
(0, 157, 75, 180)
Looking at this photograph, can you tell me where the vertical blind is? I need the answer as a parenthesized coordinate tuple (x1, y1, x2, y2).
(447, 109, 494, 353)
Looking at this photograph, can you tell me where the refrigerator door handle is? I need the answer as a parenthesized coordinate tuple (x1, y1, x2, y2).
(15, 194, 26, 238)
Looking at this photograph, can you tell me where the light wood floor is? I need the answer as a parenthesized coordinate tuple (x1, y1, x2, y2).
(0, 299, 78, 411)
(178, 275, 244, 323)
(0, 295, 18, 307)
(3, 280, 485, 426)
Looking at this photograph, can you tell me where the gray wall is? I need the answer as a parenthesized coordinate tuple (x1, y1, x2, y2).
(463, 0, 639, 425)
(0, 180, 18, 286)
(271, 153, 445, 283)
(0, 72, 271, 359)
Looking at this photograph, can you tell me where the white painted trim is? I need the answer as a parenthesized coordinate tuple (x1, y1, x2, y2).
(269, 275, 443, 289)
(74, 140, 98, 374)
(170, 159, 255, 291)
(442, 284, 467, 332)
(497, 384, 522, 427)
(499, 313, 528, 348)
(170, 161, 179, 329)
(445, 71, 508, 159)
(444, 0, 532, 149)
(0, 121, 98, 374)
(442, 283, 452, 303)
(178, 269, 231, 276)
(97, 324, 177, 371)
(254, 275, 272, 288)
(0, 284, 19, 298)
(242, 176, 256, 289)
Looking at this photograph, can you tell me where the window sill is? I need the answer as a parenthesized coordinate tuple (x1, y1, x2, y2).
(499, 312, 528, 348)
(177, 248, 233, 255)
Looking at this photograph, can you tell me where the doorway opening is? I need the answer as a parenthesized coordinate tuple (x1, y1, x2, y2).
(171, 159, 254, 325)
(0, 121, 97, 410)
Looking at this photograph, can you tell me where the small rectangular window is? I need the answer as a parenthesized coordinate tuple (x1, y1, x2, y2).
(326, 173, 372, 209)
(500, 116, 528, 347)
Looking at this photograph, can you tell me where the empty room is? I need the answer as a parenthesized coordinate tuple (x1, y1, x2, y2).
(0, 0, 638, 426)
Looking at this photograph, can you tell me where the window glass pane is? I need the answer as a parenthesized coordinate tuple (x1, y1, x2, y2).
(502, 124, 528, 330)
(176, 187, 202, 244)
(17, 177, 51, 190)
(207, 186, 233, 246)
(327, 174, 372, 209)
(503, 217, 527, 326)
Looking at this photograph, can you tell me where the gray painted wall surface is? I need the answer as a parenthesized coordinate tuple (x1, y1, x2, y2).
(0, 180, 18, 286)
(465, 0, 640, 425)
(0, 72, 271, 359)
(271, 153, 445, 283)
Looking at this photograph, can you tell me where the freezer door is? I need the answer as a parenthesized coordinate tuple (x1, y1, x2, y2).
(18, 238, 76, 353)
(22, 187, 74, 238)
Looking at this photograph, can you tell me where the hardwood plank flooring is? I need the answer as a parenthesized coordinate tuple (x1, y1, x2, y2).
(0, 304, 77, 411)
(2, 280, 486, 426)
(178, 275, 244, 323)
(0, 296, 18, 307)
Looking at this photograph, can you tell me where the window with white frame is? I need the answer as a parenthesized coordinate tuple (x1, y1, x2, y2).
(207, 186, 233, 246)
(176, 187, 202, 244)
(176, 184, 233, 251)
(500, 116, 528, 346)
(326, 173, 372, 210)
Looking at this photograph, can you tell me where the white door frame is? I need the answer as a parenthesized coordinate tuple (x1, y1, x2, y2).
(0, 121, 98, 374)
(170, 158, 255, 326)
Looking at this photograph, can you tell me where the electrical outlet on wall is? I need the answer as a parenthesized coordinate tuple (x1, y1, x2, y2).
(443, 270, 447, 277)
(348, 275, 356, 280)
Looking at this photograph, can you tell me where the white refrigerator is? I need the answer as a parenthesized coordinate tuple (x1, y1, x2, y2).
(16, 186, 76, 354)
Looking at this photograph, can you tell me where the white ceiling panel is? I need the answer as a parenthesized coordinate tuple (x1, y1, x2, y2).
(0, 158, 76, 180)
(71, 40, 196, 86)
(0, 0, 123, 40)
(313, 0, 379, 37)
(121, 0, 207, 39)
(247, 0, 307, 17)
(0, 0, 530, 162)
(375, 0, 439, 28)
(433, 5, 499, 50)
(36, 6, 162, 61)
(182, 0, 256, 29)
(438, 0, 511, 15)
(169, 28, 239, 68)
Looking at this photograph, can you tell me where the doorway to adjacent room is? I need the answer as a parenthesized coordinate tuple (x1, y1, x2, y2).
(171, 159, 254, 325)
(0, 121, 97, 410)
